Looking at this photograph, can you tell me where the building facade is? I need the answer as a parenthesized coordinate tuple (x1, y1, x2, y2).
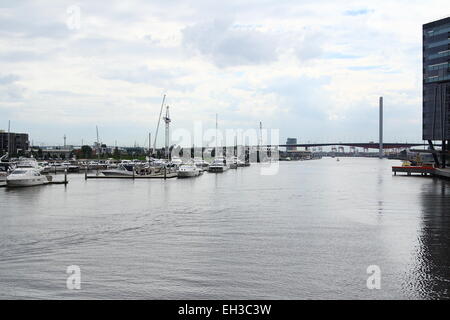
(286, 138, 297, 151)
(423, 17, 450, 141)
(0, 131, 30, 156)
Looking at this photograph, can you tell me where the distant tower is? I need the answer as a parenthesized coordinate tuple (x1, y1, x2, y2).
(64, 134, 66, 148)
(379, 97, 383, 159)
(163, 106, 171, 159)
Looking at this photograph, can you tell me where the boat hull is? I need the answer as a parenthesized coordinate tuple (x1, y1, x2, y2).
(208, 166, 229, 173)
(6, 177, 48, 187)
(102, 170, 134, 176)
(177, 170, 200, 178)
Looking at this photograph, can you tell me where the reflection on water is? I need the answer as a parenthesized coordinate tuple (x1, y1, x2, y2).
(0, 158, 449, 299)
(404, 180, 450, 299)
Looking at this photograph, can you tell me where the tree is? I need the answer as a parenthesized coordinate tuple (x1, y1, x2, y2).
(81, 145, 93, 159)
(113, 147, 120, 159)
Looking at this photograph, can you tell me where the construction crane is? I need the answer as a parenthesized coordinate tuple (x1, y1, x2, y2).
(163, 105, 171, 160)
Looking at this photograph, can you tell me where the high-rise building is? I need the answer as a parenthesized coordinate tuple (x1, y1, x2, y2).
(423, 17, 450, 142)
(286, 138, 297, 151)
(0, 131, 30, 156)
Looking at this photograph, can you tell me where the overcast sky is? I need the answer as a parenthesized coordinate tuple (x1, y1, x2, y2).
(0, 0, 447, 147)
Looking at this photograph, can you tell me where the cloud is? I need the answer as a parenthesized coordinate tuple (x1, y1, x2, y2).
(0, 74, 20, 84)
(294, 30, 325, 61)
(0, 0, 435, 145)
(344, 9, 374, 16)
(182, 19, 278, 67)
(103, 65, 185, 85)
(0, 50, 45, 62)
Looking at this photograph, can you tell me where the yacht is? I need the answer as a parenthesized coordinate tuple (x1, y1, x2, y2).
(171, 156, 183, 167)
(229, 156, 244, 169)
(208, 157, 229, 173)
(102, 164, 135, 176)
(193, 158, 209, 171)
(62, 161, 80, 173)
(6, 167, 49, 187)
(15, 158, 40, 169)
(177, 164, 202, 178)
(38, 161, 51, 174)
(0, 161, 11, 187)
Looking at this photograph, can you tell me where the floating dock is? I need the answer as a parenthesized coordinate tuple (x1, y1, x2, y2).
(392, 166, 450, 179)
(85, 173, 178, 179)
(392, 166, 435, 176)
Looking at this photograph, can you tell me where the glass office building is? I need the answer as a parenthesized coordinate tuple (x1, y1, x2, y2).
(423, 17, 450, 141)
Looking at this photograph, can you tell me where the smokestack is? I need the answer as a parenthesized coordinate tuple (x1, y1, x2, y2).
(379, 97, 383, 159)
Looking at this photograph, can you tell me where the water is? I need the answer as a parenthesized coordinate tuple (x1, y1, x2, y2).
(0, 158, 449, 299)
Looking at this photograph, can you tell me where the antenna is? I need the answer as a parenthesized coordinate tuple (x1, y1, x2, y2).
(259, 121, 263, 146)
(64, 134, 66, 148)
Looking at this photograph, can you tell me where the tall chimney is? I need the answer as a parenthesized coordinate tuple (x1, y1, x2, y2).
(379, 97, 383, 159)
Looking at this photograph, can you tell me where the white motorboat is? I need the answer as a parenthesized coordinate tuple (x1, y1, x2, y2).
(193, 158, 209, 171)
(1, 161, 13, 186)
(6, 167, 49, 187)
(177, 164, 202, 178)
(171, 156, 183, 167)
(15, 158, 39, 169)
(38, 161, 51, 174)
(229, 156, 243, 169)
(102, 164, 135, 176)
(208, 157, 229, 173)
(62, 161, 80, 172)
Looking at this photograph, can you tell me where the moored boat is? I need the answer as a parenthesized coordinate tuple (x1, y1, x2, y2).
(208, 157, 229, 173)
(6, 167, 49, 187)
(102, 164, 135, 176)
(177, 164, 201, 178)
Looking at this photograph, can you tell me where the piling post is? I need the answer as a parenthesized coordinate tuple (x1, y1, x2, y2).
(379, 96, 383, 159)
(164, 165, 167, 180)
(64, 169, 67, 185)
(85, 165, 88, 180)
(257, 148, 260, 163)
(133, 167, 135, 180)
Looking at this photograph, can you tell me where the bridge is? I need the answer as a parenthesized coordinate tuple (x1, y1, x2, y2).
(277, 142, 426, 149)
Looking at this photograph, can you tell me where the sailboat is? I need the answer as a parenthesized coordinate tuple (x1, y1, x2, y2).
(208, 114, 229, 173)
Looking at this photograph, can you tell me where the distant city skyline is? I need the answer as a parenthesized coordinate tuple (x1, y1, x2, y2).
(1, 0, 448, 146)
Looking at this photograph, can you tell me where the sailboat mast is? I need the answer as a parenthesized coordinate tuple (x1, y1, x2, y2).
(153, 94, 166, 156)
(215, 113, 218, 157)
(7, 120, 10, 156)
(164, 106, 171, 160)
